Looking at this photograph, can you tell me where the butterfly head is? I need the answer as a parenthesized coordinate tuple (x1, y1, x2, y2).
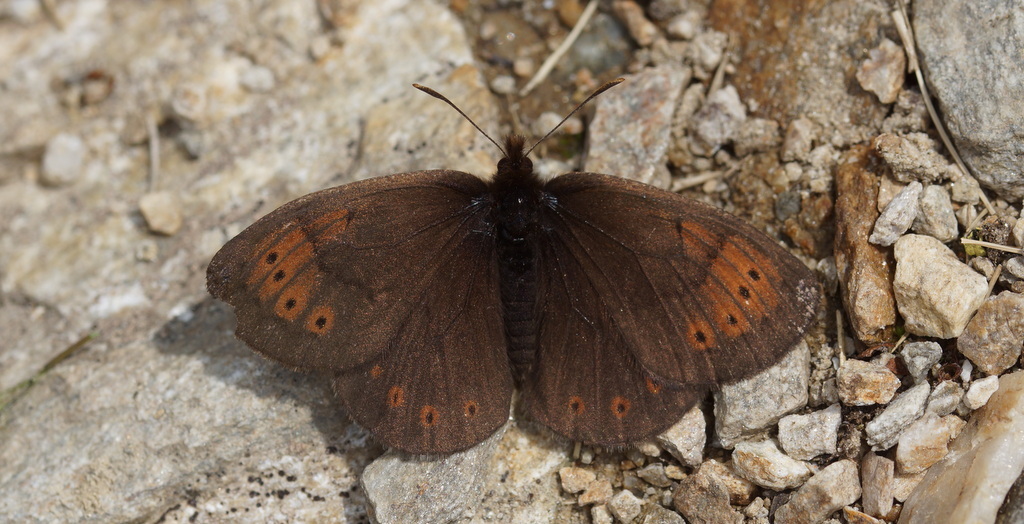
(495, 134, 534, 182)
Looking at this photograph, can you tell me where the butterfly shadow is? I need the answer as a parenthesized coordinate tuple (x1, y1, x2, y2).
(152, 298, 385, 457)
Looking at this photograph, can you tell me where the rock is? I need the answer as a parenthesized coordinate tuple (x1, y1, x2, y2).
(914, 0, 1024, 200)
(742, 497, 769, 520)
(560, 466, 596, 494)
(1006, 257, 1024, 280)
(489, 75, 516, 95)
(355, 64, 497, 181)
(912, 185, 959, 242)
(592, 504, 614, 524)
(781, 117, 818, 163)
(665, 12, 700, 40)
(999, 470, 1024, 524)
(689, 30, 728, 76)
(611, 0, 659, 47)
(963, 375, 1000, 410)
(673, 461, 744, 524)
(640, 504, 685, 524)
(585, 66, 688, 189)
(896, 413, 966, 474)
(837, 359, 902, 406)
(138, 191, 184, 236)
(865, 383, 931, 450)
(856, 38, 906, 104)
(869, 181, 922, 246)
(833, 146, 898, 342)
(1014, 218, 1024, 249)
(714, 341, 810, 448)
(774, 460, 862, 524)
(957, 291, 1024, 375)
(636, 463, 672, 488)
(362, 428, 504, 524)
(900, 341, 943, 384)
(926, 381, 964, 416)
(777, 404, 842, 460)
(872, 132, 959, 184)
(733, 118, 781, 157)
(731, 439, 813, 491)
(579, 478, 614, 506)
(656, 405, 705, 467)
(893, 470, 929, 503)
(709, 0, 892, 144)
(900, 371, 1024, 523)
(846, 507, 885, 523)
(239, 65, 276, 93)
(893, 234, 990, 338)
(860, 452, 895, 517)
(608, 490, 642, 523)
(699, 459, 756, 506)
(882, 89, 929, 135)
(690, 84, 746, 156)
(40, 132, 86, 186)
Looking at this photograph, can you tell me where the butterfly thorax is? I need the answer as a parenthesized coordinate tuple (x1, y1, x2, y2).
(491, 135, 545, 380)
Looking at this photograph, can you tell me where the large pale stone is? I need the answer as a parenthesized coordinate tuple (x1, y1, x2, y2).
(893, 235, 988, 338)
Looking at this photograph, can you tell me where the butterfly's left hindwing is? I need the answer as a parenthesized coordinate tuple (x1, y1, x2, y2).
(521, 234, 708, 445)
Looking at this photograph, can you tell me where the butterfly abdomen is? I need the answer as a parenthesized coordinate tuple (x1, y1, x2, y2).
(497, 232, 539, 378)
(491, 140, 546, 379)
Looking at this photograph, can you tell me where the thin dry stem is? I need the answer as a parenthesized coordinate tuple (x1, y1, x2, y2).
(519, 0, 600, 96)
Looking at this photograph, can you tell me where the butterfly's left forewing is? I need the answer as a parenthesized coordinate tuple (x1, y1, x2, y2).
(208, 170, 513, 453)
(521, 172, 819, 444)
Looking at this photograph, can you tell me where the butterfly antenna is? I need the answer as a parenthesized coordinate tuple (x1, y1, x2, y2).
(413, 83, 507, 157)
(524, 77, 625, 157)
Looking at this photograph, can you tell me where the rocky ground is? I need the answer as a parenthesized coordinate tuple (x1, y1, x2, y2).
(1, 0, 1023, 523)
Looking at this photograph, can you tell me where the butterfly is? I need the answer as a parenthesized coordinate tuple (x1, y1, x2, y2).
(207, 80, 820, 454)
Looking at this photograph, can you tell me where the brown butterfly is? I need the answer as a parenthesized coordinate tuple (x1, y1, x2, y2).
(207, 80, 820, 454)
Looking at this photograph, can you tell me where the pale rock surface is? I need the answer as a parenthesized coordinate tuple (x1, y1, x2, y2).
(899, 341, 942, 384)
(957, 291, 1024, 375)
(585, 66, 689, 189)
(893, 235, 989, 338)
(777, 404, 842, 460)
(656, 405, 706, 467)
(912, 185, 958, 242)
(860, 452, 895, 517)
(837, 358, 900, 406)
(774, 460, 861, 524)
(855, 38, 906, 104)
(963, 375, 1000, 410)
(869, 181, 921, 246)
(914, 0, 1024, 200)
(715, 341, 810, 448)
(673, 461, 744, 524)
(895, 413, 965, 474)
(731, 439, 813, 491)
(900, 371, 1024, 524)
(40, 132, 87, 186)
(865, 383, 930, 450)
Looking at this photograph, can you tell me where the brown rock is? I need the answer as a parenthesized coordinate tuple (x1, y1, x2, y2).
(673, 461, 744, 524)
(860, 452, 894, 517)
(709, 0, 891, 139)
(837, 359, 902, 406)
(957, 291, 1024, 375)
(833, 145, 897, 343)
